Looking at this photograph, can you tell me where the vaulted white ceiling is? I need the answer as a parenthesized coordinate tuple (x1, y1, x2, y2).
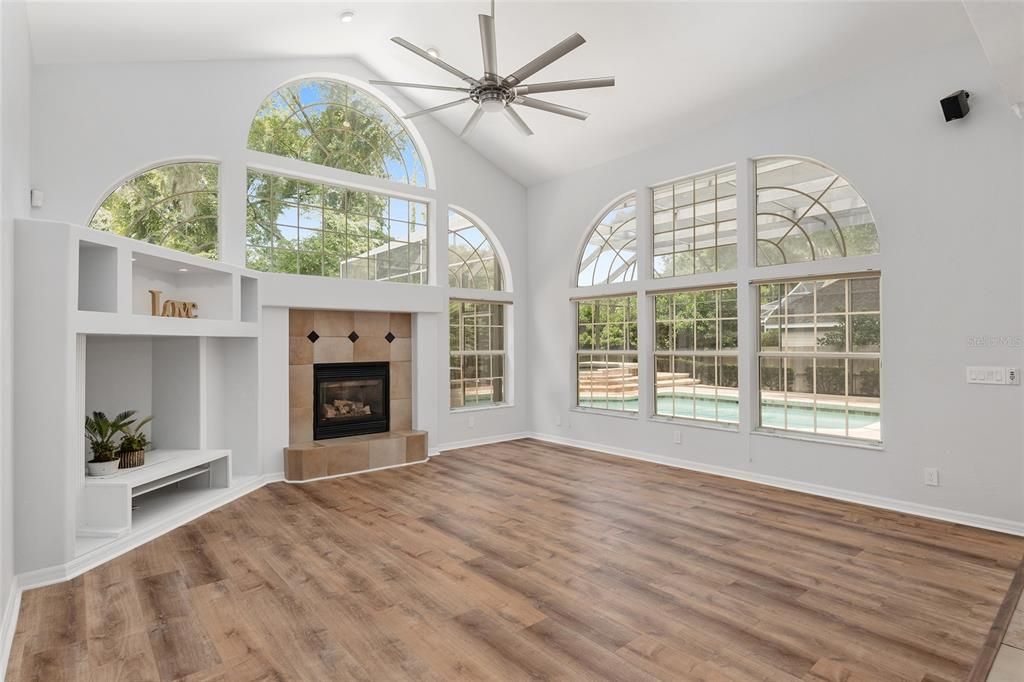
(24, 1, 976, 186)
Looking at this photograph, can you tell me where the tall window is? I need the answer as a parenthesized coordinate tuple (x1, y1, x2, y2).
(448, 210, 503, 290)
(653, 287, 739, 424)
(756, 157, 879, 266)
(653, 167, 737, 277)
(248, 78, 427, 186)
(450, 301, 506, 408)
(758, 276, 881, 440)
(576, 296, 639, 412)
(89, 162, 219, 258)
(576, 196, 638, 286)
(245, 170, 428, 283)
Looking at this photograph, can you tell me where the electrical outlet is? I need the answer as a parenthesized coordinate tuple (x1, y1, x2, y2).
(555, 415, 562, 426)
(673, 430, 681, 444)
(467, 416, 475, 429)
(924, 468, 940, 486)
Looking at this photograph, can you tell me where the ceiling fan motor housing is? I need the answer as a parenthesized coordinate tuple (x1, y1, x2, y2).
(473, 85, 513, 112)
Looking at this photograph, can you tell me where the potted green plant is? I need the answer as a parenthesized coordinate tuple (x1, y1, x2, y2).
(117, 414, 152, 468)
(84, 410, 135, 476)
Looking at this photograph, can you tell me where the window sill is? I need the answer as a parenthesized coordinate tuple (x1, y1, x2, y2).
(648, 415, 739, 433)
(450, 402, 514, 414)
(570, 406, 640, 421)
(752, 428, 884, 451)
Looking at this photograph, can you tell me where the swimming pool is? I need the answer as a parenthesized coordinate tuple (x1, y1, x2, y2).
(578, 395, 880, 432)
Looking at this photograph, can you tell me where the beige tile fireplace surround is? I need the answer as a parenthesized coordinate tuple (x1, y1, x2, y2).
(285, 309, 426, 481)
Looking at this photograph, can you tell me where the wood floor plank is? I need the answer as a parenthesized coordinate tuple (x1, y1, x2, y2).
(6, 438, 1023, 681)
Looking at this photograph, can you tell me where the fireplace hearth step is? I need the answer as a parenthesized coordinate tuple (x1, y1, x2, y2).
(284, 430, 427, 482)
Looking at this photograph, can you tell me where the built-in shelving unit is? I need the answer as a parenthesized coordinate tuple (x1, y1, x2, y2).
(13, 219, 265, 573)
(81, 449, 231, 535)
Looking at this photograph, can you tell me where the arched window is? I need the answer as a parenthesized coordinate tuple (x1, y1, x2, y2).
(447, 209, 512, 409)
(755, 157, 881, 442)
(89, 162, 219, 259)
(248, 78, 427, 186)
(448, 209, 504, 291)
(755, 157, 878, 266)
(576, 195, 638, 286)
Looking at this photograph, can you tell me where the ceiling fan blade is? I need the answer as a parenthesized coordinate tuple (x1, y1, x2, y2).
(479, 14, 498, 81)
(514, 96, 589, 120)
(512, 77, 615, 96)
(391, 37, 480, 86)
(404, 97, 473, 119)
(461, 106, 485, 137)
(503, 33, 586, 86)
(369, 80, 471, 93)
(503, 106, 534, 136)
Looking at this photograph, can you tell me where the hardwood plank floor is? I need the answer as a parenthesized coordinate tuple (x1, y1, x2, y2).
(7, 438, 1024, 681)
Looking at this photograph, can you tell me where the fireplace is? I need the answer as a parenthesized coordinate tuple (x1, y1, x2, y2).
(313, 362, 390, 439)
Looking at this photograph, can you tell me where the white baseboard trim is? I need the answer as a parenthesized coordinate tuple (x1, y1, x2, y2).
(526, 432, 1024, 537)
(430, 432, 530, 455)
(0, 575, 22, 680)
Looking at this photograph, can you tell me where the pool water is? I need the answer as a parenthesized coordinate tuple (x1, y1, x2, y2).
(578, 395, 879, 431)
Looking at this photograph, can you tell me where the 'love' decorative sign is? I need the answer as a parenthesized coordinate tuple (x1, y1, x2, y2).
(148, 290, 198, 319)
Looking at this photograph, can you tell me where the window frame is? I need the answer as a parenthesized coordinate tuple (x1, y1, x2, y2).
(244, 168, 430, 284)
(754, 273, 882, 443)
(564, 157, 882, 449)
(651, 285, 740, 427)
(574, 193, 639, 288)
(449, 299, 510, 411)
(652, 165, 738, 278)
(247, 76, 431, 188)
(88, 160, 221, 259)
(447, 207, 506, 292)
(574, 294, 641, 415)
(754, 156, 879, 267)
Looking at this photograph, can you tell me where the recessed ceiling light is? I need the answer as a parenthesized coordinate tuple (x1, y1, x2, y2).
(426, 47, 440, 59)
(178, 267, 189, 272)
(340, 11, 355, 23)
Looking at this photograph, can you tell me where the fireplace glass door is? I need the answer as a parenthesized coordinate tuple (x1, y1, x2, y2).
(313, 362, 389, 439)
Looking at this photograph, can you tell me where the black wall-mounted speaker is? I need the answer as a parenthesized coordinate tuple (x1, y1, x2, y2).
(941, 90, 970, 122)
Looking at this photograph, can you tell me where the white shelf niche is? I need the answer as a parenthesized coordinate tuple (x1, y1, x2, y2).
(132, 250, 233, 321)
(77, 241, 118, 313)
(78, 333, 260, 546)
(241, 275, 259, 323)
(83, 335, 202, 457)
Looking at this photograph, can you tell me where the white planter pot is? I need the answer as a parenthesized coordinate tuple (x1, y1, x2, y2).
(86, 459, 120, 476)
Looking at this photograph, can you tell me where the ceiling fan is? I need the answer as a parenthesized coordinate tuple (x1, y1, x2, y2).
(369, 2, 615, 137)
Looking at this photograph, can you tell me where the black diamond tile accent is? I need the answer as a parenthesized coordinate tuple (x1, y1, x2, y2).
(306, 331, 320, 343)
(385, 332, 396, 344)
(348, 331, 360, 343)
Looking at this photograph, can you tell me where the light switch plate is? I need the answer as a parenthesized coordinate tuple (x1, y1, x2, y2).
(967, 366, 1009, 384)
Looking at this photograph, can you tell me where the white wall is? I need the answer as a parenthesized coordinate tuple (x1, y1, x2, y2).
(0, 0, 31, 659)
(527, 39, 1024, 529)
(28, 55, 530, 464)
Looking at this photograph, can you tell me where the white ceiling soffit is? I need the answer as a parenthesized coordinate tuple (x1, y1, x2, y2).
(962, 0, 1024, 118)
(24, 1, 976, 186)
